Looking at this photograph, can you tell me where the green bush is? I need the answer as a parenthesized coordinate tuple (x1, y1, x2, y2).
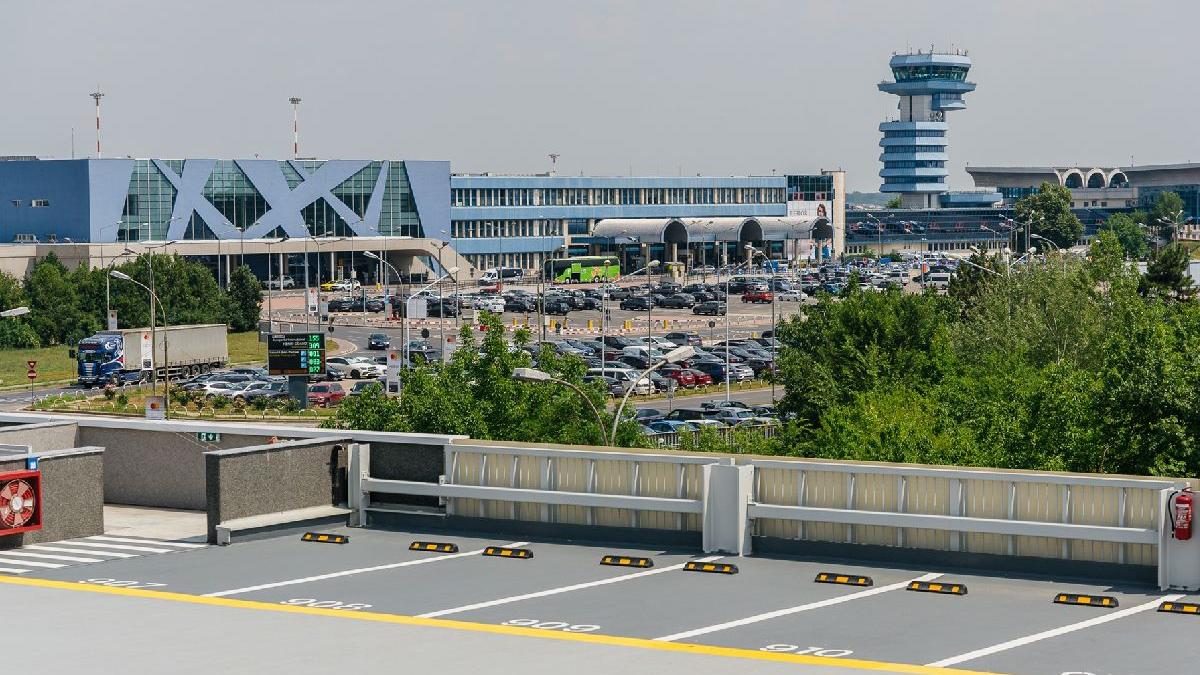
(211, 395, 230, 411)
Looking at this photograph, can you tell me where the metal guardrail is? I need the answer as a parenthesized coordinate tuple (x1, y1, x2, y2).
(351, 443, 725, 532)
(749, 459, 1180, 564)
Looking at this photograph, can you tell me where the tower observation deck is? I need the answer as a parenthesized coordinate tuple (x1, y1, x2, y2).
(878, 50, 975, 208)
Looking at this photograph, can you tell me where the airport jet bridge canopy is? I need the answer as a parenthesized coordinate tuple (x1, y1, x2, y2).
(592, 216, 824, 243)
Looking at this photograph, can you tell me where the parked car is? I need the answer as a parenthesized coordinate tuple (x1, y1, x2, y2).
(349, 380, 383, 396)
(683, 368, 713, 386)
(659, 364, 698, 388)
(692, 301, 727, 316)
(473, 297, 506, 313)
(367, 333, 391, 350)
(584, 375, 625, 397)
(201, 380, 248, 398)
(326, 356, 385, 379)
(620, 296, 652, 311)
(635, 408, 665, 424)
(645, 420, 700, 435)
(663, 408, 710, 422)
(540, 298, 572, 316)
(663, 331, 702, 347)
(778, 290, 807, 302)
(657, 293, 696, 309)
(265, 276, 295, 289)
(741, 289, 773, 304)
(307, 382, 346, 407)
(240, 381, 289, 403)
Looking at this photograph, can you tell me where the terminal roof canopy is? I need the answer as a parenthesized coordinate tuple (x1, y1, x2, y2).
(592, 216, 826, 243)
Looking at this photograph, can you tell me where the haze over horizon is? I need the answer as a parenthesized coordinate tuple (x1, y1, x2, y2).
(3, 1, 1197, 191)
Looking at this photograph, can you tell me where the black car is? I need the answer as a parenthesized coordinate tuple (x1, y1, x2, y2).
(426, 299, 458, 318)
(635, 408, 665, 423)
(602, 335, 637, 349)
(620, 296, 652, 311)
(326, 297, 354, 312)
(242, 381, 290, 403)
(540, 298, 572, 315)
(693, 301, 727, 316)
(584, 375, 625, 397)
(367, 333, 390, 350)
(505, 297, 535, 313)
(657, 293, 696, 309)
(605, 286, 631, 300)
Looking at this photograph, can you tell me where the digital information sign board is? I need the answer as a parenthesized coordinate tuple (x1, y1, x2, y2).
(267, 333, 326, 375)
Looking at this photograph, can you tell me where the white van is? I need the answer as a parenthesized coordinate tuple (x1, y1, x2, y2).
(925, 272, 952, 288)
(587, 367, 654, 395)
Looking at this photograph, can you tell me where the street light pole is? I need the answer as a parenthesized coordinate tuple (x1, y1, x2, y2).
(609, 346, 695, 446)
(110, 270, 170, 419)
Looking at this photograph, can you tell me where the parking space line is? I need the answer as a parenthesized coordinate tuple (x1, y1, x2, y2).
(203, 541, 529, 598)
(87, 536, 206, 549)
(0, 551, 103, 563)
(27, 545, 138, 558)
(419, 555, 724, 618)
(49, 541, 172, 553)
(0, 574, 1003, 675)
(0, 557, 68, 569)
(653, 572, 942, 642)
(925, 593, 1185, 667)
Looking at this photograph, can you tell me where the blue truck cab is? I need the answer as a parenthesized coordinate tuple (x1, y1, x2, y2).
(76, 332, 139, 386)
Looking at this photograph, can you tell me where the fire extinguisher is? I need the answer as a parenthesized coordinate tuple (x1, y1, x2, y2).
(1169, 487, 1194, 541)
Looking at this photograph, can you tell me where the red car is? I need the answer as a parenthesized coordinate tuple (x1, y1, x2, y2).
(660, 364, 698, 388)
(684, 368, 713, 386)
(307, 383, 347, 407)
(741, 290, 773, 304)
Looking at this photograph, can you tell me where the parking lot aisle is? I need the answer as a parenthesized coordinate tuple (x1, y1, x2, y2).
(438, 556, 924, 642)
(418, 555, 723, 618)
(684, 572, 1169, 667)
(205, 540, 529, 597)
(221, 541, 702, 617)
(655, 572, 941, 642)
(927, 593, 1185, 670)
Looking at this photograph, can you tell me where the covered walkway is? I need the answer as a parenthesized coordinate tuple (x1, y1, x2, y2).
(591, 216, 827, 266)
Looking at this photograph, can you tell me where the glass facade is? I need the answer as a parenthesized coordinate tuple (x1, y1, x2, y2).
(451, 186, 784, 207)
(786, 174, 833, 201)
(117, 159, 422, 241)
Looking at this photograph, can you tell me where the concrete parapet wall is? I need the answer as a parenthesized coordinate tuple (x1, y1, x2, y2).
(0, 446, 104, 549)
(0, 421, 80, 453)
(205, 437, 350, 543)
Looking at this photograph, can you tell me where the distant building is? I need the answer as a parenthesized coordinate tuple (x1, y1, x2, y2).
(878, 50, 976, 209)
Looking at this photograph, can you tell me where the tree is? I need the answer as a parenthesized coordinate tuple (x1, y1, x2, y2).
(24, 252, 97, 345)
(947, 251, 1002, 308)
(1141, 243, 1194, 300)
(82, 254, 226, 329)
(224, 265, 263, 332)
(1014, 181, 1083, 250)
(1150, 191, 1185, 240)
(885, 196, 903, 209)
(1100, 212, 1148, 260)
(0, 271, 25, 311)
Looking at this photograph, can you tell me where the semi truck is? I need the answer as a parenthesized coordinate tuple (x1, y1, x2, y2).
(74, 324, 229, 387)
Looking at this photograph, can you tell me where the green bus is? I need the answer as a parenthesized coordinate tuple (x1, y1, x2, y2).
(544, 256, 621, 283)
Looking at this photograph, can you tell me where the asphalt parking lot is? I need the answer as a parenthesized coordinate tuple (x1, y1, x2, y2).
(6, 525, 1197, 675)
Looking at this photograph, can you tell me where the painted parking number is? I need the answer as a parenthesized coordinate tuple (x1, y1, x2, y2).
(79, 578, 166, 590)
(280, 598, 373, 611)
(503, 619, 600, 632)
(760, 644, 854, 658)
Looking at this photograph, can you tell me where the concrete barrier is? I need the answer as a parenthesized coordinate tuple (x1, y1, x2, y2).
(204, 437, 351, 543)
(0, 446, 104, 549)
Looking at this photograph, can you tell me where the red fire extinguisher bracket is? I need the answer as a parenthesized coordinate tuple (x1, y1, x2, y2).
(0, 469, 42, 536)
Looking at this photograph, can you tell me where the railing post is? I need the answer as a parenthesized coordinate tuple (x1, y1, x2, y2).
(586, 459, 596, 526)
(797, 470, 806, 541)
(478, 453, 489, 518)
(630, 461, 640, 529)
(1061, 485, 1072, 559)
(846, 473, 856, 544)
(1007, 481, 1017, 556)
(510, 455, 520, 521)
(896, 475, 907, 548)
(347, 443, 369, 527)
(702, 463, 753, 555)
(949, 478, 963, 552)
(1118, 487, 1127, 565)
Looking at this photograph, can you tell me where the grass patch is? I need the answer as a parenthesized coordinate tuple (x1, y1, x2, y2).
(227, 331, 266, 364)
(0, 345, 75, 387)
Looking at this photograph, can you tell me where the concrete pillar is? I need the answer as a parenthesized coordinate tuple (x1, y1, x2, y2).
(702, 462, 753, 556)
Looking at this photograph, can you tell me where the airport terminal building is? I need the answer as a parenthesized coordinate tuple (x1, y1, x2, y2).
(0, 156, 844, 281)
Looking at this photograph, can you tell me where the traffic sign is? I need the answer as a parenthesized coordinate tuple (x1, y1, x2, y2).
(26, 360, 36, 380)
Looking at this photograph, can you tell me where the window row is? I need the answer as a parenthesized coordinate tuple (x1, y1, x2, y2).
(451, 219, 566, 239)
(451, 186, 786, 208)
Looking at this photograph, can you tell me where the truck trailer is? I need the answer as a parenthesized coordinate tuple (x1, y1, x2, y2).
(75, 324, 229, 386)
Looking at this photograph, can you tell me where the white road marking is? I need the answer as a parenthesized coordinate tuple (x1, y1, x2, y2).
(419, 555, 725, 619)
(88, 536, 205, 549)
(0, 567, 30, 574)
(926, 593, 1185, 667)
(204, 541, 529, 598)
(0, 557, 67, 569)
(0, 551, 103, 563)
(27, 545, 138, 559)
(48, 541, 171, 553)
(653, 572, 943, 642)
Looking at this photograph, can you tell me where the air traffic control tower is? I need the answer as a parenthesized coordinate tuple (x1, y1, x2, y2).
(878, 50, 975, 208)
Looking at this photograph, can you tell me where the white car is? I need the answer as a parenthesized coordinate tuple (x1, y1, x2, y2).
(201, 381, 248, 397)
(473, 297, 505, 313)
(777, 290, 807, 302)
(630, 336, 678, 350)
(326, 356, 384, 379)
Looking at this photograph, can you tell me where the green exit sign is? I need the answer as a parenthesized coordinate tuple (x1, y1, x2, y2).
(197, 432, 221, 443)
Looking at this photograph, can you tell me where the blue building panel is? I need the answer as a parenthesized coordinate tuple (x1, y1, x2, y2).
(0, 159, 92, 242)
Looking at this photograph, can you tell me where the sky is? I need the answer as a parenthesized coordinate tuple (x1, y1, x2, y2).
(3, 1, 1198, 192)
